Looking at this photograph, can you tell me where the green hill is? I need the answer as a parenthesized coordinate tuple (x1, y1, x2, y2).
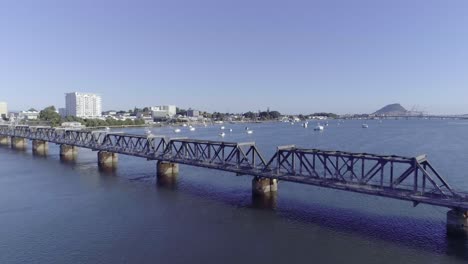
(373, 103, 408, 115)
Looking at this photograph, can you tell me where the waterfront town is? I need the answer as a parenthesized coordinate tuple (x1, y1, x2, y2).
(0, 92, 338, 128)
(2, 93, 461, 129)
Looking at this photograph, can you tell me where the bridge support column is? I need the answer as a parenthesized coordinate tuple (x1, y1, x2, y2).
(0, 135, 10, 146)
(98, 151, 118, 167)
(11, 137, 27, 150)
(156, 161, 179, 188)
(157, 161, 179, 177)
(60, 144, 78, 159)
(32, 140, 48, 154)
(252, 177, 278, 196)
(447, 209, 468, 236)
(252, 192, 277, 209)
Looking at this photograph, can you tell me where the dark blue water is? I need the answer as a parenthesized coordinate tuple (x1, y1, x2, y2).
(1, 120, 467, 263)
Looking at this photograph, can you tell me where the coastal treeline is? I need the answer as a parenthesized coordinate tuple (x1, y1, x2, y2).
(309, 112, 339, 119)
(38, 106, 145, 127)
(34, 106, 338, 127)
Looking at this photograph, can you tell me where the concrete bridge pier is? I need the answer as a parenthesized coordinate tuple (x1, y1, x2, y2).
(156, 161, 179, 188)
(60, 144, 78, 160)
(252, 192, 277, 209)
(252, 177, 278, 196)
(98, 151, 118, 168)
(157, 161, 179, 177)
(0, 135, 10, 146)
(11, 137, 27, 150)
(447, 209, 468, 236)
(156, 173, 178, 188)
(251, 177, 278, 209)
(32, 140, 48, 155)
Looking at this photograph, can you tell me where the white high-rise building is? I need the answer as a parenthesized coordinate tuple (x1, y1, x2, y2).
(65, 92, 102, 118)
(0, 102, 7, 118)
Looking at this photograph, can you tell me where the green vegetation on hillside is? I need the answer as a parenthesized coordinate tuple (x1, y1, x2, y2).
(373, 103, 407, 115)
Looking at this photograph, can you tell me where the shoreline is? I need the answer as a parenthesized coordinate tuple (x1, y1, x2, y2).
(87, 120, 276, 130)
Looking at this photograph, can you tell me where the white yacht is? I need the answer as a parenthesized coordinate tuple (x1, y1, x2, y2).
(174, 128, 181, 133)
(314, 124, 324, 131)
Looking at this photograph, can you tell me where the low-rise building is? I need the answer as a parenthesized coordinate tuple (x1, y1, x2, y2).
(61, 122, 85, 129)
(139, 116, 154, 124)
(8, 112, 18, 122)
(116, 116, 137, 121)
(152, 110, 169, 119)
(187, 109, 200, 118)
(136, 112, 150, 118)
(18, 110, 39, 120)
(103, 110, 117, 116)
(150, 105, 177, 119)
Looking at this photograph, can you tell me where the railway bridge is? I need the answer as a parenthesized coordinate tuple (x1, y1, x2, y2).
(1, 125, 467, 235)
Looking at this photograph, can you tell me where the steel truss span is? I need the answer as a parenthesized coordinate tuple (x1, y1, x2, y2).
(1, 125, 467, 210)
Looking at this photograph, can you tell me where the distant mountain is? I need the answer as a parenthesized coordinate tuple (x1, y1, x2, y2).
(373, 103, 408, 115)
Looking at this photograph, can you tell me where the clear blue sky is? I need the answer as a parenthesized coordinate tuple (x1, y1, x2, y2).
(1, 0, 467, 114)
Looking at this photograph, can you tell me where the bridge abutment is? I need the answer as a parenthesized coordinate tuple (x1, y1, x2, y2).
(60, 144, 78, 159)
(32, 140, 48, 154)
(157, 161, 179, 178)
(447, 209, 468, 236)
(0, 135, 10, 146)
(98, 151, 118, 167)
(252, 177, 278, 196)
(11, 137, 27, 150)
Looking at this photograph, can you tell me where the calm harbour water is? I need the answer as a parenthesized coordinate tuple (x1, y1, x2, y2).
(1, 119, 468, 263)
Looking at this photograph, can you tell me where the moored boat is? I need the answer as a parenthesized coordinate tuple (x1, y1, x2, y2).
(314, 124, 324, 131)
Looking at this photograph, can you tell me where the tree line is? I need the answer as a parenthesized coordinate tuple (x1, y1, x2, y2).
(38, 106, 145, 127)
